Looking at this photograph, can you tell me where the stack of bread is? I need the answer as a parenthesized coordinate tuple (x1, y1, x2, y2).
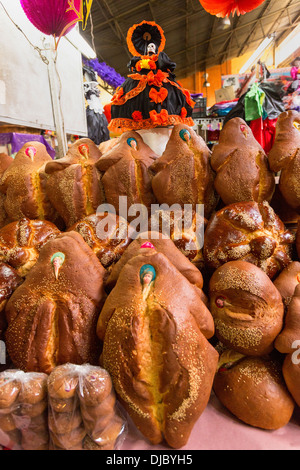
(0, 109, 299, 449)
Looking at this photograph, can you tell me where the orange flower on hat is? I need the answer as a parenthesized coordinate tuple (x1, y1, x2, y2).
(132, 110, 143, 121)
(149, 87, 168, 104)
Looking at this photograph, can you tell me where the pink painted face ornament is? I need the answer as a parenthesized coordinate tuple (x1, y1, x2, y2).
(140, 242, 155, 249)
(25, 146, 37, 161)
(240, 124, 249, 138)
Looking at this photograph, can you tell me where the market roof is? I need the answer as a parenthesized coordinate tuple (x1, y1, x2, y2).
(83, 0, 300, 82)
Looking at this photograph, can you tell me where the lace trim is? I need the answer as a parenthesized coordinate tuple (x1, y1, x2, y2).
(108, 115, 194, 133)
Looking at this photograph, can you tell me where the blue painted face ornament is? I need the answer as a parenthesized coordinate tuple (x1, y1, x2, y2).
(140, 264, 156, 286)
(179, 128, 191, 142)
(127, 137, 138, 150)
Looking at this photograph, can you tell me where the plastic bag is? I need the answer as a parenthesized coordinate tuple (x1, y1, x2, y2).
(0, 369, 49, 450)
(244, 83, 265, 121)
(47, 363, 126, 450)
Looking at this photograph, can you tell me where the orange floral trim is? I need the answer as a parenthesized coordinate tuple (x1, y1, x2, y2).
(108, 115, 194, 134)
(111, 76, 148, 106)
(126, 21, 166, 57)
(149, 87, 168, 104)
(128, 70, 169, 87)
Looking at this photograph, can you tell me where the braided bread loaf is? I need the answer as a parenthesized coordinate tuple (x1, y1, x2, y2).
(203, 200, 294, 279)
(68, 212, 133, 268)
(0, 217, 60, 277)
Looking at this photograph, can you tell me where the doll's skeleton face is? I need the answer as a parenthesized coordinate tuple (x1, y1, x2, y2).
(147, 43, 156, 55)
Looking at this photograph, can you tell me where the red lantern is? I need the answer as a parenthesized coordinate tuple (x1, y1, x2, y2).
(199, 0, 266, 17)
(20, 0, 94, 48)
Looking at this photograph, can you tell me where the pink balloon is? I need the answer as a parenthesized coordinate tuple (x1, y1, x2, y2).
(20, 0, 81, 37)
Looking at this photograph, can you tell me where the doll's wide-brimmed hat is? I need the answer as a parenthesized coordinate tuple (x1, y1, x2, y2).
(126, 20, 166, 57)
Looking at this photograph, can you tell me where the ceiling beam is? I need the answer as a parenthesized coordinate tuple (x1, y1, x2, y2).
(175, 19, 300, 78)
(172, 2, 299, 61)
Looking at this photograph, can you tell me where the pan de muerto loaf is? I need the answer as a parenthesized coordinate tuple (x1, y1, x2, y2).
(210, 117, 275, 205)
(209, 260, 284, 355)
(45, 138, 104, 228)
(150, 124, 218, 218)
(97, 250, 218, 448)
(203, 200, 294, 279)
(5, 232, 106, 374)
(268, 110, 300, 212)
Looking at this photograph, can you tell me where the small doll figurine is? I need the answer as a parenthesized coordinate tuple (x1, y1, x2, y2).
(109, 20, 195, 133)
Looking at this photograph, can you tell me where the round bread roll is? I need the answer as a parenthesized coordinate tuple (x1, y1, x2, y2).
(209, 260, 284, 355)
(77, 366, 113, 407)
(82, 408, 115, 436)
(17, 372, 48, 405)
(0, 371, 20, 409)
(49, 396, 76, 414)
(296, 220, 300, 258)
(91, 415, 125, 448)
(18, 399, 48, 418)
(214, 353, 295, 430)
(204, 200, 294, 279)
(0, 412, 17, 432)
(81, 392, 116, 419)
(21, 428, 49, 449)
(50, 424, 86, 450)
(275, 284, 300, 354)
(282, 351, 300, 407)
(273, 261, 300, 308)
(48, 365, 79, 400)
(48, 409, 82, 435)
